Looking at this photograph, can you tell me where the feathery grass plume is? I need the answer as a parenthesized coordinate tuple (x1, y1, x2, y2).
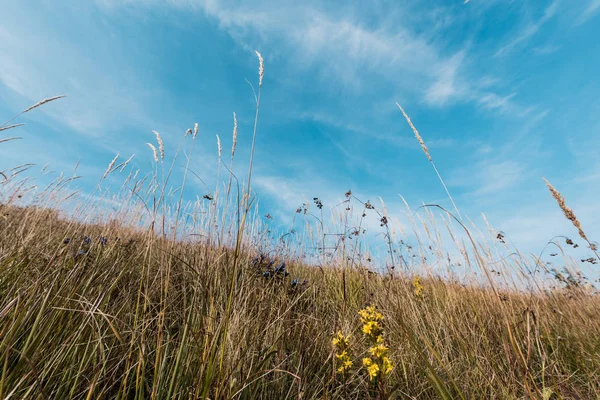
(146, 143, 159, 162)
(193, 123, 199, 139)
(543, 178, 598, 261)
(119, 154, 135, 172)
(103, 153, 119, 179)
(216, 134, 222, 158)
(1, 95, 66, 129)
(544, 178, 586, 240)
(396, 103, 462, 221)
(231, 112, 238, 157)
(185, 128, 192, 137)
(397, 103, 431, 161)
(0, 137, 21, 144)
(22, 95, 66, 114)
(255, 51, 264, 87)
(153, 130, 164, 159)
(0, 124, 25, 132)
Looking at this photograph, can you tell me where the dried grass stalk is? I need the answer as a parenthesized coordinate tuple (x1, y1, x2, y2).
(396, 103, 431, 162)
(544, 178, 588, 241)
(120, 154, 135, 172)
(23, 95, 66, 114)
(153, 130, 164, 159)
(0, 124, 25, 132)
(0, 137, 21, 144)
(396, 103, 462, 221)
(103, 153, 119, 179)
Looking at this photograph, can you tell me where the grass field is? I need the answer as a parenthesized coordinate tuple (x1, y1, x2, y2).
(1, 55, 599, 399)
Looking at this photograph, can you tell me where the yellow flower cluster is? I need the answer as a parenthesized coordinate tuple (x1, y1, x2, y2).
(413, 276, 424, 299)
(332, 331, 353, 375)
(359, 305, 393, 381)
(358, 305, 383, 341)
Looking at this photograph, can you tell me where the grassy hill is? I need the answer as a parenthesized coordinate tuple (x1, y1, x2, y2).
(1, 80, 599, 399)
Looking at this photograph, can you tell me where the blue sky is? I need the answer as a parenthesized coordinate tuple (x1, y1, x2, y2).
(1, 0, 600, 264)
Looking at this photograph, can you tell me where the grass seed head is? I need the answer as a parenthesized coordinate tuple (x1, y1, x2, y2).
(146, 143, 158, 163)
(120, 154, 135, 172)
(544, 178, 588, 241)
(23, 95, 66, 113)
(153, 130, 164, 159)
(396, 103, 431, 162)
(255, 51, 264, 87)
(103, 153, 119, 179)
(232, 112, 238, 157)
(216, 134, 222, 158)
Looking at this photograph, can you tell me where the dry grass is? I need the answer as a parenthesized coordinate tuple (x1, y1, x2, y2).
(0, 58, 599, 400)
(0, 204, 598, 399)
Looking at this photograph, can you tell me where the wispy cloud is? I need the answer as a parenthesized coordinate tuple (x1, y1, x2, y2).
(97, 0, 498, 111)
(0, 21, 150, 136)
(449, 159, 527, 198)
(495, 0, 560, 57)
(532, 44, 561, 55)
(477, 92, 518, 112)
(579, 0, 600, 23)
(424, 51, 466, 106)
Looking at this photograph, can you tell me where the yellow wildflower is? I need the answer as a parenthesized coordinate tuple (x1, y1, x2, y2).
(359, 305, 394, 383)
(332, 331, 353, 376)
(382, 356, 393, 375)
(362, 321, 374, 335)
(369, 343, 389, 358)
(413, 276, 424, 298)
(359, 305, 384, 324)
(363, 358, 380, 380)
(332, 331, 350, 349)
(337, 358, 353, 374)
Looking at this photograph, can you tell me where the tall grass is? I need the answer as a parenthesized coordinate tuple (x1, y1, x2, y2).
(0, 56, 599, 400)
